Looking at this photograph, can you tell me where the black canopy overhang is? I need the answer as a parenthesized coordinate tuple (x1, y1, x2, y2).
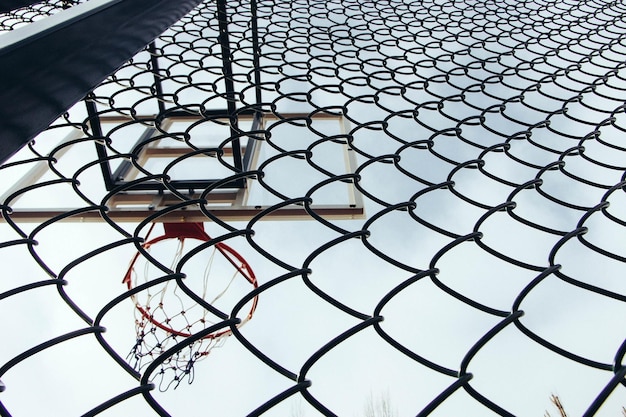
(0, 0, 204, 163)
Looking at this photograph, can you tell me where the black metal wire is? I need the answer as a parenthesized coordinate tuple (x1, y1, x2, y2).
(1, 0, 625, 415)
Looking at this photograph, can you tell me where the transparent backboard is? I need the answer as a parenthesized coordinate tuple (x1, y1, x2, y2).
(0, 112, 364, 223)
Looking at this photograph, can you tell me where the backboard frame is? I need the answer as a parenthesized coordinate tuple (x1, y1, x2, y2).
(0, 111, 365, 223)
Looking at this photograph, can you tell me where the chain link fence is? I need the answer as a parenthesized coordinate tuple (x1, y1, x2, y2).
(0, 0, 625, 415)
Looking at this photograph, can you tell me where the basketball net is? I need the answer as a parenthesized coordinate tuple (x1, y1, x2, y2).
(123, 223, 258, 390)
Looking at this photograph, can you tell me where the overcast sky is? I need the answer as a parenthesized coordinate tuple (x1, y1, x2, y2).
(1, 0, 625, 416)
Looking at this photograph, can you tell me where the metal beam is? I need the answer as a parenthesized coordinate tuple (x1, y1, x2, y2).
(0, 0, 204, 164)
(0, 206, 366, 223)
(216, 0, 244, 172)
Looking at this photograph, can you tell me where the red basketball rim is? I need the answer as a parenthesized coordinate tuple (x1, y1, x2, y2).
(123, 228, 258, 340)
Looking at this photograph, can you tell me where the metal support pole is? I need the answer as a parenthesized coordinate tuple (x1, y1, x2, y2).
(250, 0, 263, 107)
(217, 0, 244, 176)
(147, 42, 167, 115)
(85, 97, 114, 190)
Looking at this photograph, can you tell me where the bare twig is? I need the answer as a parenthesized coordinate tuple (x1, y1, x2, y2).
(364, 391, 397, 417)
(546, 394, 567, 417)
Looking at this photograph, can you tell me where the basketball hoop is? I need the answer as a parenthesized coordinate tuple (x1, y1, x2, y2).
(123, 223, 258, 390)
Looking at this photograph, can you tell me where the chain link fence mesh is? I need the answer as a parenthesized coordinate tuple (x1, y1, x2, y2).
(0, 0, 625, 415)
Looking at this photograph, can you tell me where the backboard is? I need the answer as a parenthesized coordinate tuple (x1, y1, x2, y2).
(0, 110, 364, 223)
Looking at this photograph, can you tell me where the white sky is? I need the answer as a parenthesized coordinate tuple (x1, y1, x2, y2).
(1, 0, 625, 416)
